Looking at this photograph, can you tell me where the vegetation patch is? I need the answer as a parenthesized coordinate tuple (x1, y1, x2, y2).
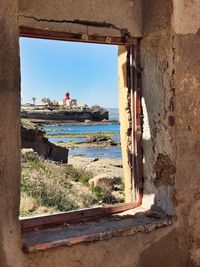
(21, 119, 37, 129)
(21, 150, 95, 216)
(91, 186, 105, 201)
(20, 150, 124, 217)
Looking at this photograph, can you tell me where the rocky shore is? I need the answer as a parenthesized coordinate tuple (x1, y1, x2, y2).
(21, 120, 68, 163)
(55, 135, 120, 149)
(68, 156, 124, 202)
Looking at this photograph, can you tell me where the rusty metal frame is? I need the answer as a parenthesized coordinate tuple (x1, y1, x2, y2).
(21, 202, 143, 231)
(20, 27, 136, 46)
(19, 27, 143, 231)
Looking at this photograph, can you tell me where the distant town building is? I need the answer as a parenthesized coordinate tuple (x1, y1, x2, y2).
(70, 99, 77, 106)
(58, 100, 64, 106)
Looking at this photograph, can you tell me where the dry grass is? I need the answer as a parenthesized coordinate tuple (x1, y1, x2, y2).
(20, 150, 96, 216)
(21, 119, 37, 129)
(20, 150, 124, 217)
(20, 192, 57, 216)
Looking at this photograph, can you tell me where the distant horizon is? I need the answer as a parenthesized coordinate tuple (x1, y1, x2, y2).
(20, 38, 119, 108)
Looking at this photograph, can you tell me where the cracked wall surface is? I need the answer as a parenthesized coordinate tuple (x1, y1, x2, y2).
(171, 1, 200, 265)
(18, 0, 142, 38)
(140, 0, 200, 266)
(140, 0, 175, 215)
(173, 27, 200, 267)
(0, 1, 23, 267)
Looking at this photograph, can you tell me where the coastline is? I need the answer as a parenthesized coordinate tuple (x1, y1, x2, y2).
(21, 118, 121, 159)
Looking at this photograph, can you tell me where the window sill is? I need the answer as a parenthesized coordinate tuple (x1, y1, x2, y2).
(21, 210, 172, 253)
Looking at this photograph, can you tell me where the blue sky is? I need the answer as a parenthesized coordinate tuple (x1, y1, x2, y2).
(20, 38, 118, 108)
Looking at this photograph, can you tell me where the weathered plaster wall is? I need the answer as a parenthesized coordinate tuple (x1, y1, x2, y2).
(140, 0, 175, 215)
(0, 1, 23, 266)
(19, 0, 142, 38)
(24, 227, 178, 267)
(140, 0, 200, 265)
(174, 34, 200, 264)
(172, 1, 200, 265)
(172, 0, 200, 34)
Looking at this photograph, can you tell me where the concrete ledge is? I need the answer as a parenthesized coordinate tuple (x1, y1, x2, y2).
(22, 214, 172, 253)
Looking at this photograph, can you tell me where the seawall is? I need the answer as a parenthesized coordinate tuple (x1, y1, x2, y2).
(21, 110, 109, 122)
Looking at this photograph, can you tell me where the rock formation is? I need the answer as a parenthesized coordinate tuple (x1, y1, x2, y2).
(21, 125, 68, 163)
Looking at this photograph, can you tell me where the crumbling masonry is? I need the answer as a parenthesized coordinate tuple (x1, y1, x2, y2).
(0, 0, 200, 266)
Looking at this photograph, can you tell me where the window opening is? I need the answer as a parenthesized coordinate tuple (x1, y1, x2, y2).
(17, 32, 172, 253)
(20, 37, 126, 218)
(18, 29, 147, 235)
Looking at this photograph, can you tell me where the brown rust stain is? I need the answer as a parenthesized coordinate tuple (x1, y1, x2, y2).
(154, 154, 176, 186)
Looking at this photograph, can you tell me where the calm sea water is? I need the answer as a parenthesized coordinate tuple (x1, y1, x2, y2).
(42, 123, 120, 135)
(42, 109, 121, 158)
(69, 147, 122, 159)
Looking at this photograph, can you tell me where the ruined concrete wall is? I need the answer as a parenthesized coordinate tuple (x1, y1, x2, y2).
(173, 32, 200, 266)
(140, 0, 175, 215)
(19, 0, 142, 38)
(24, 226, 177, 267)
(172, 1, 200, 265)
(172, 0, 200, 34)
(139, 0, 200, 265)
(0, 1, 24, 266)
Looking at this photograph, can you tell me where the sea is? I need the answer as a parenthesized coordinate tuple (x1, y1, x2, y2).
(42, 108, 122, 159)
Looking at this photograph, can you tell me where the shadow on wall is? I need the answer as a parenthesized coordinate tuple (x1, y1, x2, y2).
(119, 44, 175, 215)
(142, 97, 175, 215)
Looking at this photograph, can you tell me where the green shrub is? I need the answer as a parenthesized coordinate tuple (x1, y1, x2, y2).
(80, 175, 91, 186)
(64, 164, 92, 185)
(91, 186, 105, 201)
(21, 151, 96, 213)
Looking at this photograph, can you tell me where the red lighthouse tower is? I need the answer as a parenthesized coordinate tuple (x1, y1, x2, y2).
(65, 91, 70, 100)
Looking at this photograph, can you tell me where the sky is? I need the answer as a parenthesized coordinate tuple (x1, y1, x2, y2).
(20, 37, 118, 108)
